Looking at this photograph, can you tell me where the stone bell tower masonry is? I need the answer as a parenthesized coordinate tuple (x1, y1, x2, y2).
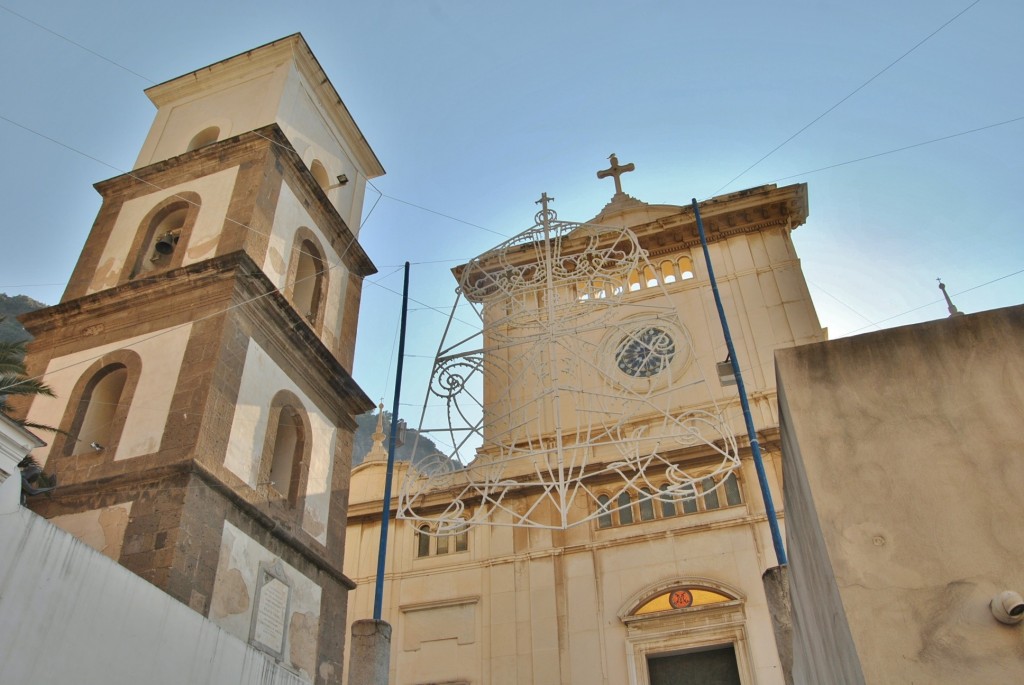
(18, 34, 384, 684)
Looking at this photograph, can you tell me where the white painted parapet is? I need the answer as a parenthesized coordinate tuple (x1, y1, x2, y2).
(0, 497, 309, 684)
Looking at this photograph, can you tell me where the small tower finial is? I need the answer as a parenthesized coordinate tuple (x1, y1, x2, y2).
(937, 278, 965, 318)
(363, 402, 389, 463)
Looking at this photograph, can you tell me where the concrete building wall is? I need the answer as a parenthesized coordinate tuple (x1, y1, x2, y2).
(777, 305, 1024, 684)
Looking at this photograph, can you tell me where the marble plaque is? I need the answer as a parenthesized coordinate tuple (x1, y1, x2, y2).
(253, 575, 290, 654)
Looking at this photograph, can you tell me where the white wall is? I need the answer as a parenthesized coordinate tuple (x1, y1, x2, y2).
(263, 181, 349, 353)
(224, 338, 336, 545)
(276, 62, 365, 230)
(25, 324, 192, 465)
(87, 168, 239, 294)
(136, 66, 287, 168)
(0, 507, 307, 685)
(209, 521, 323, 681)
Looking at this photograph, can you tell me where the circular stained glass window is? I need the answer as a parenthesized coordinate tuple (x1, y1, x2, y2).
(615, 327, 676, 378)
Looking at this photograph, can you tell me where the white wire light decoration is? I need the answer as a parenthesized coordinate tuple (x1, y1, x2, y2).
(399, 195, 739, 532)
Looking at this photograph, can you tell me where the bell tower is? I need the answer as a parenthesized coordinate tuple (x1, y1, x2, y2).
(18, 35, 383, 684)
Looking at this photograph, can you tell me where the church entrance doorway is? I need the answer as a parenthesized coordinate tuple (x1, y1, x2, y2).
(647, 644, 742, 685)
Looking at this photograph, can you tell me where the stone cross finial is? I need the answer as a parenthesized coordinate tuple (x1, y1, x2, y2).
(596, 153, 635, 195)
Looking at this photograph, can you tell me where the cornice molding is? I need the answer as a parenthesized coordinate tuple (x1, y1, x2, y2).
(93, 125, 376, 278)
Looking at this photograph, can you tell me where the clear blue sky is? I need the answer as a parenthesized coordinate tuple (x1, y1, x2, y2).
(1, 1, 1021, 441)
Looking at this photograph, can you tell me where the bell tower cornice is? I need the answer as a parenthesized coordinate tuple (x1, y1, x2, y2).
(91, 124, 376, 277)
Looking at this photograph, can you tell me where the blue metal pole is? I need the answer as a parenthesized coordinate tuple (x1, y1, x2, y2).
(373, 261, 410, 620)
(692, 199, 788, 567)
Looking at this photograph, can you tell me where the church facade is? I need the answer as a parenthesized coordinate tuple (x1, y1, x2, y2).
(17, 35, 382, 685)
(344, 170, 825, 684)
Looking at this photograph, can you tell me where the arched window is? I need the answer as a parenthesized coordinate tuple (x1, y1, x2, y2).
(678, 255, 695, 280)
(259, 391, 312, 508)
(658, 484, 676, 517)
(628, 270, 642, 292)
(186, 126, 220, 152)
(724, 472, 742, 506)
(620, 580, 750, 683)
(286, 231, 330, 330)
(661, 260, 677, 284)
(309, 159, 330, 191)
(71, 364, 127, 455)
(680, 482, 698, 514)
(597, 494, 613, 528)
(126, 194, 202, 282)
(702, 477, 720, 510)
(293, 240, 325, 322)
(643, 265, 658, 288)
(639, 488, 655, 521)
(617, 492, 634, 525)
(139, 205, 186, 274)
(415, 524, 469, 556)
(631, 584, 737, 615)
(454, 527, 469, 552)
(268, 406, 305, 504)
(48, 351, 143, 469)
(417, 526, 430, 557)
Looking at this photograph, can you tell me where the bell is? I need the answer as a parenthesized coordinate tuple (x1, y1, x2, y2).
(154, 232, 178, 255)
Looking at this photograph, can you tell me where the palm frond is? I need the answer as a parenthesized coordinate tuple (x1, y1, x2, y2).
(0, 373, 54, 398)
(0, 339, 28, 375)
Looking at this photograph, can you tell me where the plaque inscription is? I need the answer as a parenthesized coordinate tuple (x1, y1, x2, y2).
(252, 574, 290, 655)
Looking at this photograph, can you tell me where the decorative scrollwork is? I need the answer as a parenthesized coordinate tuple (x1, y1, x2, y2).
(429, 356, 482, 400)
(398, 207, 740, 532)
(458, 222, 642, 303)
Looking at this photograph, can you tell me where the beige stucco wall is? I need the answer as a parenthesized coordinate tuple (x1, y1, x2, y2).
(49, 502, 133, 560)
(26, 323, 192, 465)
(224, 338, 337, 545)
(777, 305, 1024, 684)
(478, 224, 821, 471)
(345, 457, 789, 685)
(344, 188, 818, 684)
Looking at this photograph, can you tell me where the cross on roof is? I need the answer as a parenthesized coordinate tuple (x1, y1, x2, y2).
(596, 154, 635, 195)
(535, 192, 555, 212)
